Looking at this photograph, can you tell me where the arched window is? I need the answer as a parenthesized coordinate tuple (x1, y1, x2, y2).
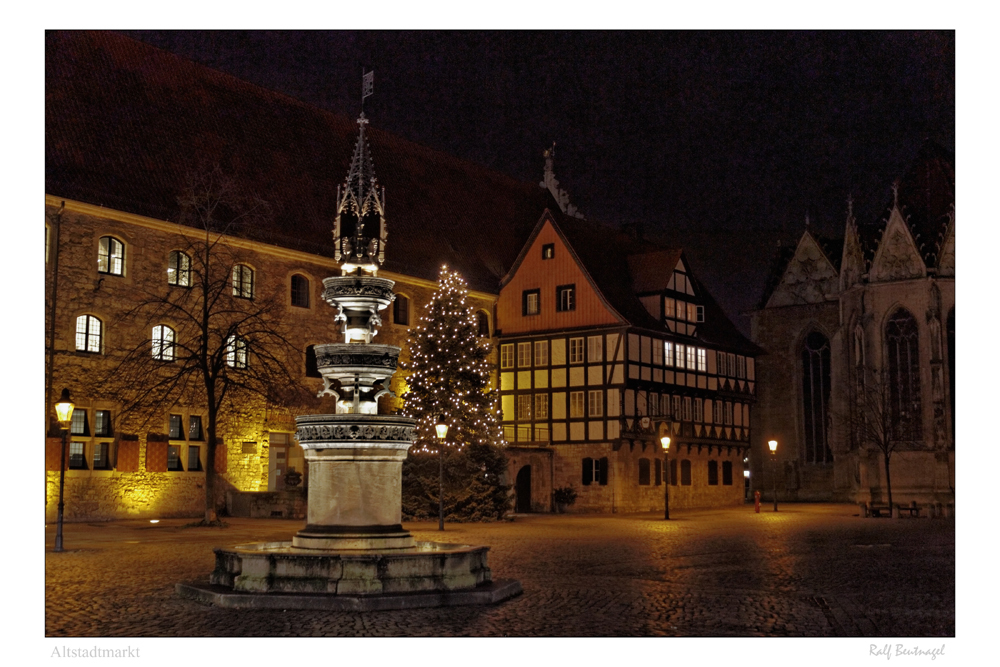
(167, 251, 191, 286)
(232, 264, 254, 299)
(291, 274, 310, 308)
(886, 308, 922, 438)
(801, 331, 832, 464)
(393, 294, 409, 325)
(477, 311, 490, 337)
(75, 315, 102, 353)
(152, 325, 176, 361)
(98, 236, 125, 275)
(226, 335, 248, 369)
(305, 345, 321, 378)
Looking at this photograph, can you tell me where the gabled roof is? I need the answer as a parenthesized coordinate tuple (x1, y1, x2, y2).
(45, 31, 550, 294)
(508, 210, 760, 354)
(857, 139, 954, 269)
(757, 232, 842, 310)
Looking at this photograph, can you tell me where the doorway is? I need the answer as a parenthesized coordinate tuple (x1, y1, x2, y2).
(515, 465, 532, 513)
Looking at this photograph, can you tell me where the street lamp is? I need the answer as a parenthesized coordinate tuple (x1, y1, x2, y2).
(435, 415, 449, 531)
(53, 388, 75, 552)
(768, 439, 778, 512)
(660, 435, 671, 520)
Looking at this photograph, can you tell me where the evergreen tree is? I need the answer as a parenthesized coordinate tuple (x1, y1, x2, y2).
(401, 267, 509, 521)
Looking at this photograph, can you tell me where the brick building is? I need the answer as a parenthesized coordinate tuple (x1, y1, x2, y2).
(750, 141, 955, 507)
(46, 31, 758, 521)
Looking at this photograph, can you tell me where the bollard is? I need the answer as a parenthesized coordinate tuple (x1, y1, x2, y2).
(754, 490, 760, 513)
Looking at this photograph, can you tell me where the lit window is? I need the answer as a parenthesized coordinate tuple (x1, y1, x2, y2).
(167, 445, 183, 471)
(569, 337, 584, 364)
(188, 415, 203, 441)
(169, 414, 184, 440)
(393, 295, 409, 325)
(152, 325, 176, 361)
(542, 244, 554, 259)
(517, 395, 532, 421)
(94, 410, 113, 437)
(75, 315, 102, 353)
(664, 298, 675, 319)
(69, 442, 87, 469)
(232, 264, 254, 299)
(70, 409, 89, 436)
(676, 344, 686, 370)
(587, 336, 603, 363)
(535, 394, 549, 419)
(98, 236, 124, 276)
(687, 346, 697, 370)
(517, 342, 532, 367)
(523, 289, 540, 316)
(534, 340, 549, 366)
(588, 390, 603, 417)
(665, 341, 674, 367)
(167, 251, 191, 287)
(697, 348, 707, 372)
(226, 335, 248, 369)
(291, 274, 310, 308)
(569, 391, 585, 418)
(500, 344, 514, 369)
(556, 285, 575, 312)
(93, 442, 110, 470)
(687, 302, 698, 322)
(653, 340, 663, 365)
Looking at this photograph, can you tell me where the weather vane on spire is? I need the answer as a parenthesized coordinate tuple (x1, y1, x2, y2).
(361, 68, 374, 113)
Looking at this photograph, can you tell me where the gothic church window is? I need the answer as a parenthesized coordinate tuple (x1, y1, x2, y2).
(801, 331, 832, 464)
(885, 308, 922, 439)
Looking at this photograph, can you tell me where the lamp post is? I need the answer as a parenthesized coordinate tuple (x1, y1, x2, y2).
(53, 388, 75, 552)
(435, 415, 449, 531)
(660, 435, 671, 520)
(768, 439, 778, 512)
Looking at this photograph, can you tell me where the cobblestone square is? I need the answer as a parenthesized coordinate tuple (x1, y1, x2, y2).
(44, 503, 953, 639)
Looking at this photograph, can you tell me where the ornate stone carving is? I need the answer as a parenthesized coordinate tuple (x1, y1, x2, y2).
(768, 233, 839, 307)
(870, 213, 925, 282)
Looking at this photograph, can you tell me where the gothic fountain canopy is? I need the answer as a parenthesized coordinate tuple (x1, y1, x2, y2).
(334, 112, 387, 274)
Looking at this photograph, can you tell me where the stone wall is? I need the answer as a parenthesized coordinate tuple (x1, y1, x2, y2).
(45, 199, 498, 522)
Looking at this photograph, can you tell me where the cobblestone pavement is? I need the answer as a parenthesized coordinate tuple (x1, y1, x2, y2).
(45, 504, 953, 637)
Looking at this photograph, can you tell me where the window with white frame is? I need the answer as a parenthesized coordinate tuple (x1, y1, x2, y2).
(727, 353, 736, 377)
(737, 355, 746, 378)
(587, 336, 603, 363)
(226, 335, 248, 369)
(570, 391, 585, 418)
(534, 340, 549, 366)
(714, 400, 723, 423)
(686, 346, 697, 370)
(75, 315, 102, 353)
(232, 264, 254, 299)
(69, 441, 87, 469)
(70, 409, 89, 436)
(98, 236, 125, 275)
(661, 394, 670, 418)
(152, 325, 176, 361)
(672, 395, 681, 421)
(517, 342, 532, 367)
(676, 344, 685, 369)
(664, 298, 675, 319)
(522, 289, 540, 316)
(569, 337, 584, 364)
(724, 402, 733, 425)
(653, 340, 663, 365)
(517, 395, 532, 421)
(535, 393, 549, 419)
(665, 341, 674, 367)
(687, 302, 697, 323)
(693, 398, 703, 422)
(683, 396, 692, 421)
(556, 284, 575, 312)
(588, 390, 603, 417)
(500, 344, 514, 369)
(697, 348, 707, 372)
(167, 250, 191, 286)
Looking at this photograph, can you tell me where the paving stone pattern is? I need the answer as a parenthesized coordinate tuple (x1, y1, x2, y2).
(45, 504, 953, 637)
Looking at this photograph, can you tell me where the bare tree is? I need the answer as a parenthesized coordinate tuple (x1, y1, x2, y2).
(96, 167, 308, 524)
(848, 365, 920, 509)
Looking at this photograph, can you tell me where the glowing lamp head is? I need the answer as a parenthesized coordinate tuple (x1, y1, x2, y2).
(55, 388, 74, 430)
(435, 415, 449, 440)
(768, 439, 778, 454)
(660, 436, 671, 452)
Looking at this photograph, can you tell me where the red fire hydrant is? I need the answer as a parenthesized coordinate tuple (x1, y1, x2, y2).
(754, 490, 761, 513)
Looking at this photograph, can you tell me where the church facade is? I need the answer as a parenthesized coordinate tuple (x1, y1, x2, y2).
(750, 142, 954, 508)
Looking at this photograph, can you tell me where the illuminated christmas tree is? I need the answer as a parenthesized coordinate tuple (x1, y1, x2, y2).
(401, 266, 509, 521)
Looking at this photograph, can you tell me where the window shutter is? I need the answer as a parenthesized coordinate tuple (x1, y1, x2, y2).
(582, 457, 593, 485)
(145, 440, 168, 472)
(598, 457, 609, 485)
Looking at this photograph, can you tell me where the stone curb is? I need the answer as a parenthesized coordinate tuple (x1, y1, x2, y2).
(175, 578, 522, 611)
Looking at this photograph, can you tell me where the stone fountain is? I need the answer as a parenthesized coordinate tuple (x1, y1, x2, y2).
(177, 113, 520, 610)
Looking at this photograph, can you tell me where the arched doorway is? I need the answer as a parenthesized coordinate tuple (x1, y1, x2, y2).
(515, 465, 532, 513)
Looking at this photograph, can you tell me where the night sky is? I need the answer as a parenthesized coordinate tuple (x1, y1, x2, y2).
(120, 30, 954, 334)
